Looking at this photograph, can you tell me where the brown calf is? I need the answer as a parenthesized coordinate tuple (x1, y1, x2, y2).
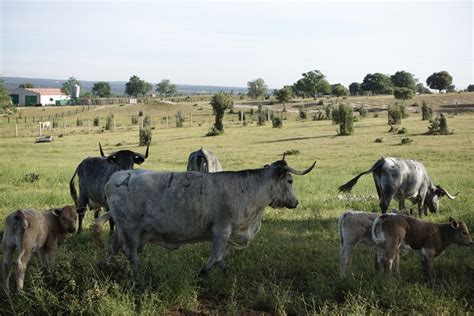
(2, 205, 80, 292)
(372, 214, 473, 281)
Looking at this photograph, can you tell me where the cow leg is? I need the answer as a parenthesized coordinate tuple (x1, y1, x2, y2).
(219, 246, 231, 275)
(417, 199, 425, 217)
(199, 228, 230, 277)
(121, 229, 140, 271)
(379, 189, 395, 214)
(16, 248, 32, 292)
(77, 194, 88, 234)
(108, 217, 115, 236)
(108, 229, 121, 257)
(2, 245, 15, 292)
(421, 248, 435, 283)
(394, 248, 401, 276)
(398, 199, 406, 212)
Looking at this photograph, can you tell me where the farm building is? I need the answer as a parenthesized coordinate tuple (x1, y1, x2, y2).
(9, 88, 70, 106)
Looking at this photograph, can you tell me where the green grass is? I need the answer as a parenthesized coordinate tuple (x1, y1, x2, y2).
(1, 95, 474, 314)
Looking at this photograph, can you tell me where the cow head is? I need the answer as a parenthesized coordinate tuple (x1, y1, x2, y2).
(99, 142, 149, 170)
(268, 157, 316, 209)
(52, 205, 82, 233)
(425, 185, 459, 213)
(448, 217, 473, 246)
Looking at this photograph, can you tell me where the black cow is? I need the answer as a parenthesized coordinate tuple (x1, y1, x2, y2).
(70, 143, 149, 233)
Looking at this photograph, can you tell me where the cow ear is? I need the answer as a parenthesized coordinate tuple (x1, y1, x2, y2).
(449, 217, 459, 229)
(408, 208, 414, 216)
(133, 155, 145, 165)
(52, 208, 63, 216)
(106, 155, 117, 164)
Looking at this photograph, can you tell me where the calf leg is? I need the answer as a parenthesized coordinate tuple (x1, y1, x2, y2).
(421, 248, 435, 282)
(339, 244, 353, 278)
(2, 245, 15, 292)
(77, 194, 88, 234)
(16, 248, 32, 292)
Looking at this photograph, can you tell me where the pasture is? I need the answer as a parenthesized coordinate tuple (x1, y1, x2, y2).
(1, 94, 474, 314)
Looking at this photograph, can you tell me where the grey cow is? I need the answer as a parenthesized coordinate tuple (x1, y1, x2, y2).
(94, 158, 316, 275)
(338, 157, 458, 216)
(187, 148, 223, 173)
(70, 143, 149, 233)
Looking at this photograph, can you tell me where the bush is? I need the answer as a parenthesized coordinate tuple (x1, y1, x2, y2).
(257, 104, 266, 126)
(400, 137, 413, 145)
(397, 127, 408, 134)
(175, 111, 184, 128)
(105, 114, 114, 131)
(143, 115, 152, 128)
(336, 104, 354, 135)
(394, 87, 414, 100)
(421, 101, 433, 121)
(427, 113, 451, 135)
(93, 117, 100, 126)
(312, 111, 325, 121)
(76, 117, 83, 126)
(52, 119, 59, 128)
(210, 92, 233, 133)
(318, 100, 324, 106)
(139, 126, 152, 146)
(138, 110, 144, 116)
(374, 137, 383, 143)
(206, 126, 222, 136)
(272, 117, 282, 128)
(131, 115, 138, 125)
(388, 103, 403, 125)
(358, 105, 368, 118)
(325, 105, 334, 121)
(299, 105, 307, 120)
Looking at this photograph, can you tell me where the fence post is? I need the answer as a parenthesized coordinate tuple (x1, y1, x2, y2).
(24, 117, 26, 123)
(190, 112, 193, 127)
(88, 120, 90, 134)
(15, 124, 18, 137)
(113, 116, 115, 132)
(39, 122, 42, 136)
(64, 123, 66, 135)
(165, 114, 169, 128)
(7, 116, 9, 123)
(267, 108, 270, 121)
(33, 116, 35, 122)
(141, 116, 144, 128)
(240, 110, 243, 124)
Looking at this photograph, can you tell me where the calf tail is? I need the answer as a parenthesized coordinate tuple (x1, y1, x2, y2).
(371, 215, 387, 246)
(338, 212, 348, 246)
(70, 167, 79, 207)
(338, 158, 385, 193)
(93, 212, 112, 248)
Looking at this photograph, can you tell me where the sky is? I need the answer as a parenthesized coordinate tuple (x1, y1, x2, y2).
(1, 0, 472, 89)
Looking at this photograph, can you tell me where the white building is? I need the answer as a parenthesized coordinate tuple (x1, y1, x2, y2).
(9, 88, 70, 106)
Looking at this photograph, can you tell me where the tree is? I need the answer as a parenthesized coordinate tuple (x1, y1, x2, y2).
(275, 86, 293, 112)
(446, 85, 456, 93)
(210, 92, 233, 133)
(393, 87, 414, 100)
(390, 71, 416, 91)
(156, 79, 178, 97)
(125, 75, 151, 97)
(0, 80, 13, 114)
(92, 81, 112, 97)
(426, 71, 453, 93)
(416, 83, 432, 94)
(61, 76, 81, 96)
(349, 82, 361, 96)
(361, 73, 393, 95)
(294, 70, 330, 99)
(331, 84, 348, 103)
(467, 84, 474, 92)
(19, 83, 34, 89)
(247, 78, 268, 99)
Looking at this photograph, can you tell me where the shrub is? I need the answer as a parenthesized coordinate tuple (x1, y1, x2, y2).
(139, 126, 152, 146)
(131, 115, 138, 125)
(93, 117, 100, 126)
(325, 105, 334, 120)
(427, 113, 451, 135)
(257, 104, 266, 126)
(272, 117, 282, 128)
(400, 137, 413, 145)
(336, 104, 354, 135)
(105, 114, 114, 131)
(52, 119, 59, 128)
(23, 173, 39, 183)
(397, 127, 408, 134)
(143, 115, 152, 128)
(76, 117, 83, 126)
(358, 105, 368, 118)
(210, 92, 233, 133)
(421, 101, 433, 121)
(411, 102, 419, 107)
(206, 126, 222, 136)
(138, 110, 144, 116)
(318, 100, 324, 106)
(374, 137, 383, 143)
(175, 111, 184, 128)
(388, 103, 403, 125)
(312, 111, 325, 121)
(394, 87, 414, 100)
(299, 105, 307, 120)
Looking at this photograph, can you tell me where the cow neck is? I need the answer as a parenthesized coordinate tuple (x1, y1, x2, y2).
(438, 223, 456, 252)
(229, 167, 275, 208)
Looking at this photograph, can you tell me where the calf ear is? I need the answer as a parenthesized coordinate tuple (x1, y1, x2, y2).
(408, 208, 414, 216)
(133, 155, 145, 165)
(52, 208, 63, 216)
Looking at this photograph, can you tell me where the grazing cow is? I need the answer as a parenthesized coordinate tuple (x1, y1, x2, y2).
(94, 158, 316, 274)
(39, 121, 51, 129)
(187, 148, 223, 172)
(2, 205, 81, 292)
(372, 214, 473, 281)
(70, 143, 149, 233)
(338, 157, 458, 216)
(338, 208, 412, 277)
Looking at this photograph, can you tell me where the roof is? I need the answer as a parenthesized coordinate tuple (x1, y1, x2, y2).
(26, 88, 65, 96)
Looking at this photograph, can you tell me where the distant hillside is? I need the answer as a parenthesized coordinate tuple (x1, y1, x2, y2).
(2, 77, 248, 96)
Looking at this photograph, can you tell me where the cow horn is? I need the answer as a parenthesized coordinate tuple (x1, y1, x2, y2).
(284, 161, 316, 175)
(99, 142, 106, 157)
(144, 143, 149, 159)
(438, 186, 459, 200)
(282, 153, 286, 161)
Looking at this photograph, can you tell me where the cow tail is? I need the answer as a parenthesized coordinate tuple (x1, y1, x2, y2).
(338, 158, 385, 193)
(93, 212, 112, 248)
(70, 167, 79, 207)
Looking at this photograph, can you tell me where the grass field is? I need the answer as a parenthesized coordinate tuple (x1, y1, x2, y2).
(1, 94, 474, 314)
